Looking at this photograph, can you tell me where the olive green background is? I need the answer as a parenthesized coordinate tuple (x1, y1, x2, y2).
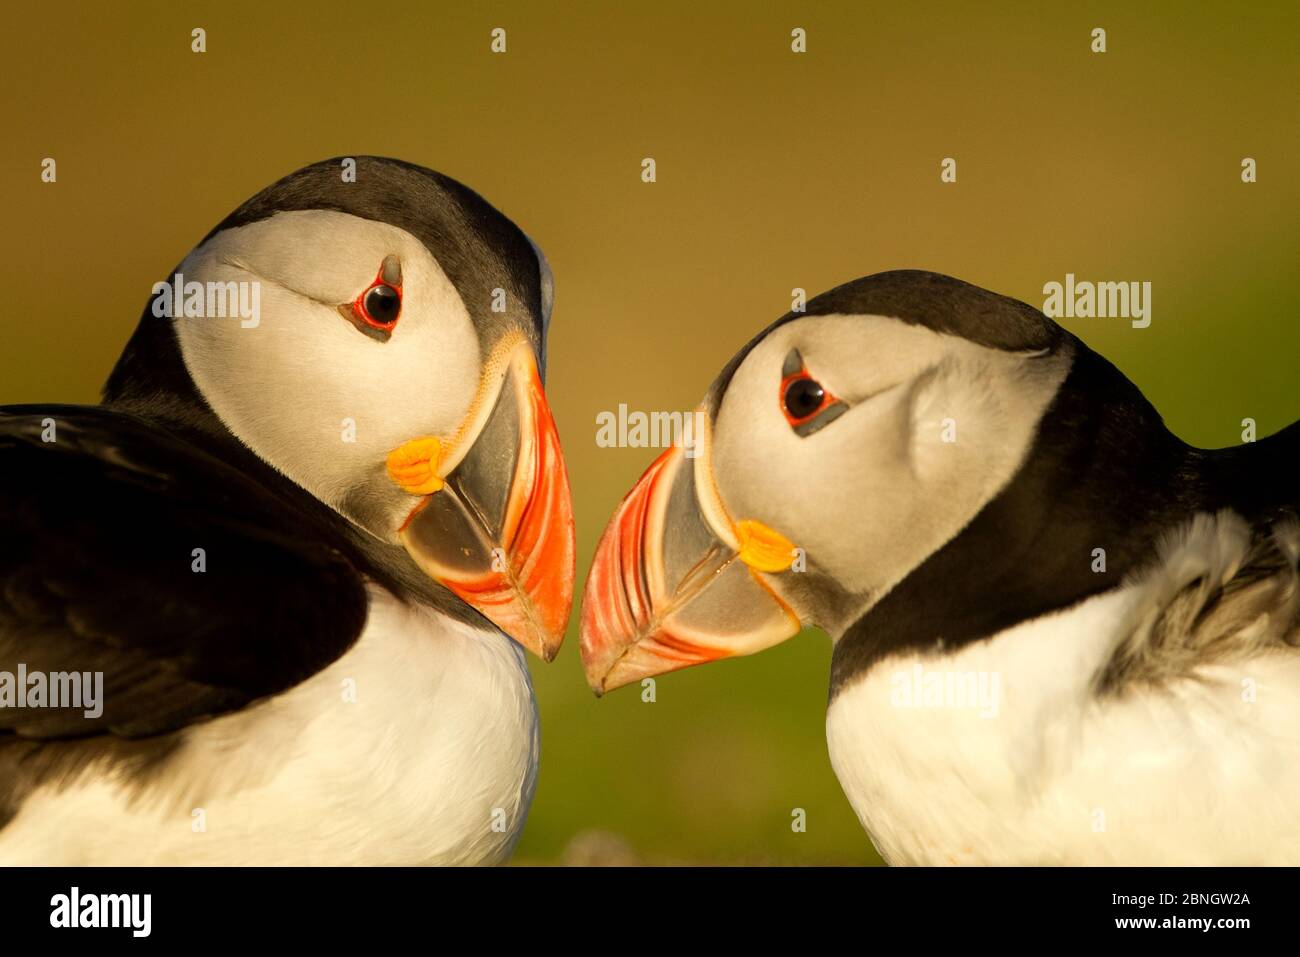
(2, 2, 1297, 864)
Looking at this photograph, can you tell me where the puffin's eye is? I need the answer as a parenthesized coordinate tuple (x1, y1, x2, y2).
(362, 284, 401, 326)
(779, 350, 847, 436)
(345, 255, 404, 335)
(783, 377, 826, 422)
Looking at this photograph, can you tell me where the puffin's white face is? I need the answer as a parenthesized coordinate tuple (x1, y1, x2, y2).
(176, 210, 482, 529)
(710, 315, 1071, 605)
(173, 209, 573, 660)
(581, 311, 1071, 692)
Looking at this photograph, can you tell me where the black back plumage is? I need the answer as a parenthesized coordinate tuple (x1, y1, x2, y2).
(0, 406, 377, 821)
(0, 406, 369, 740)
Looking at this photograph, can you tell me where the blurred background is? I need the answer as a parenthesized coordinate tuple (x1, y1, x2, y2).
(2, 1, 1297, 864)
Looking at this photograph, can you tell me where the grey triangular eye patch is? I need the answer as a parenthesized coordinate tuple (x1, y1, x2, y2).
(794, 401, 847, 438)
(381, 254, 402, 287)
(782, 348, 803, 378)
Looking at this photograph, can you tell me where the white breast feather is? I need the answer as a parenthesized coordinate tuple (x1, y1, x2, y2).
(827, 512, 1300, 865)
(0, 587, 539, 865)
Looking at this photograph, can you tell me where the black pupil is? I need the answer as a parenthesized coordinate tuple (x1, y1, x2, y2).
(365, 284, 400, 324)
(784, 377, 824, 419)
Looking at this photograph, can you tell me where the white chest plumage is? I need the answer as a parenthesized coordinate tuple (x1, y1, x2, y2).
(0, 587, 539, 865)
(826, 585, 1300, 865)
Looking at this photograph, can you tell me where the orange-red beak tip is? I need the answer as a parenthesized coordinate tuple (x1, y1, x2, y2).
(400, 347, 576, 662)
(578, 439, 802, 694)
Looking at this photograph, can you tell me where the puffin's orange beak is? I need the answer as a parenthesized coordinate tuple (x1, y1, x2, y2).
(392, 345, 575, 661)
(579, 444, 801, 694)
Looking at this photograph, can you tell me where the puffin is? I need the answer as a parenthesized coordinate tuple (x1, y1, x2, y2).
(0, 157, 575, 865)
(580, 270, 1300, 865)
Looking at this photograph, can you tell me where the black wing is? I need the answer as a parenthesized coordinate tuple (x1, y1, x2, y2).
(0, 405, 369, 739)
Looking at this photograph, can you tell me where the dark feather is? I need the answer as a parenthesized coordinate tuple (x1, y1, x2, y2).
(1095, 514, 1300, 694)
(0, 405, 374, 826)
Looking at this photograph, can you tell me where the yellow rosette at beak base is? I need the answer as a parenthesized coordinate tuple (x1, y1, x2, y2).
(386, 436, 445, 496)
(734, 519, 797, 573)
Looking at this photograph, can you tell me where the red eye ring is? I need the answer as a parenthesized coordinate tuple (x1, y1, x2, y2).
(780, 369, 837, 427)
(351, 260, 403, 330)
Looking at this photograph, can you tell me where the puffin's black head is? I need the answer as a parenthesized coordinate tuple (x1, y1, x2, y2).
(105, 157, 573, 660)
(705, 270, 1064, 417)
(576, 269, 1172, 693)
(199, 157, 554, 371)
